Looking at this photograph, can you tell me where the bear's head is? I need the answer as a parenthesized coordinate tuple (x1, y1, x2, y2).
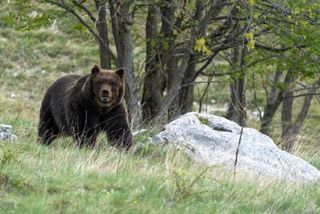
(89, 65, 125, 108)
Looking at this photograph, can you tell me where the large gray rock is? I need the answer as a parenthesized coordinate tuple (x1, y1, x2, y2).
(150, 112, 320, 183)
(0, 124, 17, 142)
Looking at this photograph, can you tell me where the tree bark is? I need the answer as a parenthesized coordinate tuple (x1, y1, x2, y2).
(141, 0, 178, 124)
(95, 0, 111, 69)
(280, 75, 294, 148)
(141, 0, 230, 123)
(159, 0, 178, 121)
(116, 0, 141, 126)
(109, 0, 124, 66)
(226, 46, 246, 125)
(281, 77, 320, 152)
(163, 0, 205, 121)
(141, 4, 163, 124)
(260, 70, 283, 134)
(179, 56, 197, 114)
(260, 69, 295, 135)
(156, 0, 228, 122)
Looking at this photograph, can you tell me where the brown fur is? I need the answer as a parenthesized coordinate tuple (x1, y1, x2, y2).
(38, 65, 133, 149)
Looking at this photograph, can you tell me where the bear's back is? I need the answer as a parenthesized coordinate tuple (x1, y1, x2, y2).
(46, 74, 83, 130)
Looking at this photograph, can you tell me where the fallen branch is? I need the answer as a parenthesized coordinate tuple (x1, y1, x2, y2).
(233, 115, 245, 178)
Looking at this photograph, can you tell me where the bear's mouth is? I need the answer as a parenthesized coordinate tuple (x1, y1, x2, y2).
(100, 96, 111, 103)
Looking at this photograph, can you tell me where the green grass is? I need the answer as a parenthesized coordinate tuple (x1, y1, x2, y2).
(1, 114, 320, 214)
(0, 88, 320, 213)
(1, 8, 320, 213)
(1, 126, 320, 213)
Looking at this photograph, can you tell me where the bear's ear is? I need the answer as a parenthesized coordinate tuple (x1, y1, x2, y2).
(91, 65, 100, 76)
(115, 68, 124, 79)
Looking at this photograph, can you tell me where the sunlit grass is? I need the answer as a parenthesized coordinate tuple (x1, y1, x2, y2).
(1, 124, 320, 213)
(0, 90, 320, 213)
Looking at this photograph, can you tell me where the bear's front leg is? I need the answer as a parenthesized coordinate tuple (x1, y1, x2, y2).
(102, 105, 133, 150)
(68, 109, 100, 148)
(74, 130, 98, 149)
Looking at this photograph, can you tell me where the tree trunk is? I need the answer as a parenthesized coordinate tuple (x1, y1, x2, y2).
(179, 56, 197, 114)
(281, 77, 320, 152)
(226, 81, 237, 119)
(226, 46, 246, 125)
(149, 0, 228, 122)
(167, 0, 226, 120)
(260, 101, 282, 135)
(260, 70, 283, 134)
(141, 4, 163, 124)
(165, 0, 205, 121)
(281, 96, 313, 152)
(159, 0, 177, 121)
(260, 70, 295, 135)
(117, 0, 141, 126)
(95, 0, 111, 69)
(109, 0, 123, 66)
(280, 75, 294, 148)
(141, 1, 178, 124)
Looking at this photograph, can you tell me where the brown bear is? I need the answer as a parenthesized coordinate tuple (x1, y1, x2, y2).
(38, 65, 133, 149)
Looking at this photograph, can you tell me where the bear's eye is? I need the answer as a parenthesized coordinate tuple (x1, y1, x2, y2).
(108, 80, 116, 85)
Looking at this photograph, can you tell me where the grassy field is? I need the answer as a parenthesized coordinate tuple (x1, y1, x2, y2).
(1, 11, 320, 213)
(1, 113, 320, 213)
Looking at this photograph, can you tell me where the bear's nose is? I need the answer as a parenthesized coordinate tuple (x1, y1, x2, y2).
(101, 89, 109, 97)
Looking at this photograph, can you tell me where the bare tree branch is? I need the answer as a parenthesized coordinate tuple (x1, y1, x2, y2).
(72, 0, 96, 23)
(252, 73, 263, 120)
(199, 66, 216, 113)
(284, 92, 320, 99)
(46, 0, 118, 65)
(255, 43, 306, 53)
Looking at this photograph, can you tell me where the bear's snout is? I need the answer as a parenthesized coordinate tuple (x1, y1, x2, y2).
(99, 85, 112, 102)
(101, 89, 109, 97)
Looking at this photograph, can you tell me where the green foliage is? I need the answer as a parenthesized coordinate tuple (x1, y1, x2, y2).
(194, 37, 212, 56)
(232, 0, 319, 82)
(244, 32, 255, 50)
(247, 0, 255, 5)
